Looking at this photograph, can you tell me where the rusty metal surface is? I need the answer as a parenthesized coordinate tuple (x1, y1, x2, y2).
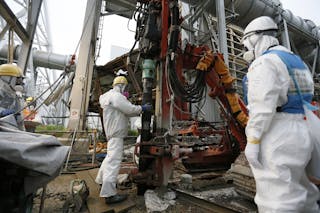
(172, 120, 240, 172)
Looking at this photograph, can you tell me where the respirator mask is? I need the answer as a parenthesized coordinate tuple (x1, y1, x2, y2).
(116, 84, 129, 98)
(114, 84, 125, 93)
(243, 49, 255, 64)
(122, 91, 129, 99)
(122, 84, 129, 98)
(242, 33, 262, 64)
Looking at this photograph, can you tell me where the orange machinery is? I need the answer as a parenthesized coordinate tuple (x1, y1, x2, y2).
(131, 0, 248, 194)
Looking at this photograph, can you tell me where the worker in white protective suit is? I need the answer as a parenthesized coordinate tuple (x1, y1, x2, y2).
(242, 16, 320, 212)
(95, 75, 152, 204)
(0, 63, 25, 131)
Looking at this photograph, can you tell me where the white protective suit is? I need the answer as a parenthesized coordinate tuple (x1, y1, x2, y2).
(95, 86, 142, 197)
(0, 78, 25, 130)
(245, 34, 320, 212)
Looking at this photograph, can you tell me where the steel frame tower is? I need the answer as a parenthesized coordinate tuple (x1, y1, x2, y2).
(0, 0, 75, 125)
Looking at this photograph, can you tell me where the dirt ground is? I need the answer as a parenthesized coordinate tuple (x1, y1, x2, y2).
(31, 143, 255, 213)
(32, 173, 89, 213)
(31, 161, 219, 213)
(32, 177, 213, 213)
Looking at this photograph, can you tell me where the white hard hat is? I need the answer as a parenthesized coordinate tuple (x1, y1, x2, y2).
(243, 16, 278, 41)
(116, 69, 128, 76)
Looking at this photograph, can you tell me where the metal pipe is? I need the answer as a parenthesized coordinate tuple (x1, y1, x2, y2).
(0, 44, 75, 70)
(281, 19, 291, 50)
(312, 46, 319, 77)
(281, 9, 320, 40)
(169, 95, 174, 134)
(92, 131, 97, 166)
(180, 0, 319, 71)
(31, 49, 74, 70)
(216, 0, 229, 65)
(181, 0, 320, 41)
(64, 128, 78, 171)
(141, 59, 155, 142)
(39, 185, 46, 213)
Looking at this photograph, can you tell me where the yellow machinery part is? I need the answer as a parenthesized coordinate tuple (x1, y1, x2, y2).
(226, 92, 248, 127)
(196, 50, 214, 71)
(214, 55, 235, 85)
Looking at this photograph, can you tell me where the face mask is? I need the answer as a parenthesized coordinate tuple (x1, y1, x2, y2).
(122, 91, 129, 98)
(243, 50, 255, 63)
(14, 85, 24, 92)
(242, 34, 258, 64)
(14, 85, 24, 97)
(115, 84, 127, 93)
(121, 84, 127, 93)
(242, 33, 264, 63)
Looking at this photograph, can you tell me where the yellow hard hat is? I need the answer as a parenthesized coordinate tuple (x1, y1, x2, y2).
(0, 63, 23, 77)
(113, 76, 128, 87)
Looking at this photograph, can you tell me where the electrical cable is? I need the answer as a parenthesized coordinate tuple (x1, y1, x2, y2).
(17, 72, 67, 122)
(167, 55, 206, 103)
(128, 2, 146, 65)
(127, 2, 146, 33)
(164, 55, 207, 116)
(166, 0, 207, 104)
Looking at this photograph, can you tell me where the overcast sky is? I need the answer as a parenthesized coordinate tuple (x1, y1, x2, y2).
(281, 0, 320, 25)
(46, 0, 137, 65)
(46, 0, 320, 65)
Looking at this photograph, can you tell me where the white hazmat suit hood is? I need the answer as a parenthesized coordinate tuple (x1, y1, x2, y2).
(242, 34, 279, 63)
(243, 17, 319, 212)
(253, 35, 279, 58)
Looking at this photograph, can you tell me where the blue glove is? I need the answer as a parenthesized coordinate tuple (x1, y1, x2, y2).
(141, 103, 152, 112)
(0, 109, 15, 117)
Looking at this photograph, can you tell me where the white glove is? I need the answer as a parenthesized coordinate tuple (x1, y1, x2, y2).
(245, 137, 262, 169)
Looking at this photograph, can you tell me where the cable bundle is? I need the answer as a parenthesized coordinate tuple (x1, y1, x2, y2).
(167, 58, 207, 103)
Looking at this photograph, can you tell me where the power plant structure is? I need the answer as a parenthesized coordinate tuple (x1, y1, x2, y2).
(0, 0, 319, 212)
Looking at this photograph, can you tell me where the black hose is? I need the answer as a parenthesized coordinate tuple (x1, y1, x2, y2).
(169, 1, 180, 52)
(168, 57, 206, 103)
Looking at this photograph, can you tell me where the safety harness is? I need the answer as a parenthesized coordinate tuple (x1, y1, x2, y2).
(263, 50, 316, 113)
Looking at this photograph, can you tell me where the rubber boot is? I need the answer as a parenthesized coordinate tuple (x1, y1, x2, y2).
(105, 194, 128, 204)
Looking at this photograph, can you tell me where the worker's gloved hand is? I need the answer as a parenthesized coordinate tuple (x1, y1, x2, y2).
(141, 103, 152, 112)
(0, 109, 15, 117)
(245, 137, 262, 169)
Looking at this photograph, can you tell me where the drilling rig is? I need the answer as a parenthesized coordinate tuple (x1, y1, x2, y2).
(89, 0, 320, 195)
(1, 0, 319, 204)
